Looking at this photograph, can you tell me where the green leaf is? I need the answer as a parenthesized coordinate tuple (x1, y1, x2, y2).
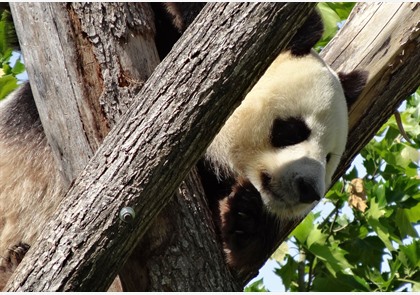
(413, 282, 420, 292)
(368, 220, 396, 252)
(363, 156, 377, 176)
(11, 58, 25, 75)
(366, 197, 398, 250)
(375, 184, 387, 208)
(291, 212, 315, 244)
(342, 236, 385, 269)
(405, 203, 420, 223)
(367, 217, 396, 252)
(317, 3, 341, 39)
(306, 227, 328, 249)
(0, 9, 17, 57)
(367, 196, 386, 220)
(312, 273, 370, 291)
(344, 166, 358, 181)
(399, 241, 420, 269)
(395, 208, 419, 238)
(244, 278, 269, 292)
(0, 74, 18, 99)
(324, 2, 356, 20)
(309, 242, 352, 276)
(365, 268, 391, 291)
(275, 255, 298, 291)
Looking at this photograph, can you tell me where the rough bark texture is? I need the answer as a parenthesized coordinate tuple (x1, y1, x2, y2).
(119, 169, 234, 291)
(10, 3, 159, 185)
(6, 3, 316, 291)
(9, 3, 159, 291)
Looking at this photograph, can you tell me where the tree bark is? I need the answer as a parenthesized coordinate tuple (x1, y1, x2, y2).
(6, 3, 317, 291)
(10, 3, 159, 185)
(9, 3, 159, 291)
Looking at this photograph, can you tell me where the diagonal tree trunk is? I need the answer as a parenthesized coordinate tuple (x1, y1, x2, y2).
(6, 3, 318, 291)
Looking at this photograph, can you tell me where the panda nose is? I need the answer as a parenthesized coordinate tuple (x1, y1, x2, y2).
(297, 177, 321, 203)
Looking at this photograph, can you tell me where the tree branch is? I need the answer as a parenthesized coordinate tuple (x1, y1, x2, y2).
(324, 2, 420, 180)
(6, 3, 316, 291)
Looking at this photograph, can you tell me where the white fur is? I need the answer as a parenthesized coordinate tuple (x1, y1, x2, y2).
(206, 50, 348, 218)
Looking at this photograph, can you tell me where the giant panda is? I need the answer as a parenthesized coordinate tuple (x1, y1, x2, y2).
(197, 10, 367, 272)
(0, 3, 367, 289)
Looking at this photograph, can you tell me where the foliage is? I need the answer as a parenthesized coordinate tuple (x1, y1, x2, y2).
(271, 90, 420, 292)
(245, 279, 270, 292)
(315, 2, 356, 51)
(0, 7, 24, 100)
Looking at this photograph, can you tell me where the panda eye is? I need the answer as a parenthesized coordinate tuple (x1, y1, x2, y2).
(326, 153, 332, 163)
(270, 117, 311, 148)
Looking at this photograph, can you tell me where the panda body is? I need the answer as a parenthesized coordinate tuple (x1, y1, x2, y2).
(205, 49, 349, 218)
(198, 12, 366, 271)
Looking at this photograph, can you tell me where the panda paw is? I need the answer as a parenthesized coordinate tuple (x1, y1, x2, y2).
(219, 179, 276, 273)
(0, 242, 30, 273)
(0, 242, 30, 289)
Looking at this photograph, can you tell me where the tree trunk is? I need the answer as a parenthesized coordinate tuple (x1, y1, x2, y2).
(6, 3, 317, 291)
(10, 3, 159, 186)
(9, 3, 159, 291)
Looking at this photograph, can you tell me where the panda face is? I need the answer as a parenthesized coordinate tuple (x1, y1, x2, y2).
(207, 50, 348, 218)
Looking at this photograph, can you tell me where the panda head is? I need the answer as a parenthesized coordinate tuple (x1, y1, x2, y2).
(206, 12, 367, 219)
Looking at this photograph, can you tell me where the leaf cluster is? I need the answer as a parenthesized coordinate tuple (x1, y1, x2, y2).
(0, 7, 25, 100)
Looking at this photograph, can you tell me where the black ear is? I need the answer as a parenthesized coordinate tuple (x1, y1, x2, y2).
(287, 10, 324, 56)
(151, 3, 205, 59)
(338, 70, 368, 109)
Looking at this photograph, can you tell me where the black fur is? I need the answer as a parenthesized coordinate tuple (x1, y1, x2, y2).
(338, 70, 369, 108)
(287, 9, 324, 56)
(219, 179, 282, 273)
(270, 117, 311, 148)
(151, 3, 205, 59)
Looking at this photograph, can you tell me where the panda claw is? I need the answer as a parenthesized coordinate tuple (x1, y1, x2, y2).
(0, 242, 30, 274)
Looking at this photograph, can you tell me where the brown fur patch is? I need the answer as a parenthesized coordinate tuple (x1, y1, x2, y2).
(0, 243, 30, 290)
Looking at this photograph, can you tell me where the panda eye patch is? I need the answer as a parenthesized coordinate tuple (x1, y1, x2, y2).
(270, 117, 311, 148)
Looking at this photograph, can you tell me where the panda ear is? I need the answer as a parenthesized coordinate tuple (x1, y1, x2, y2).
(338, 70, 368, 109)
(288, 10, 324, 57)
